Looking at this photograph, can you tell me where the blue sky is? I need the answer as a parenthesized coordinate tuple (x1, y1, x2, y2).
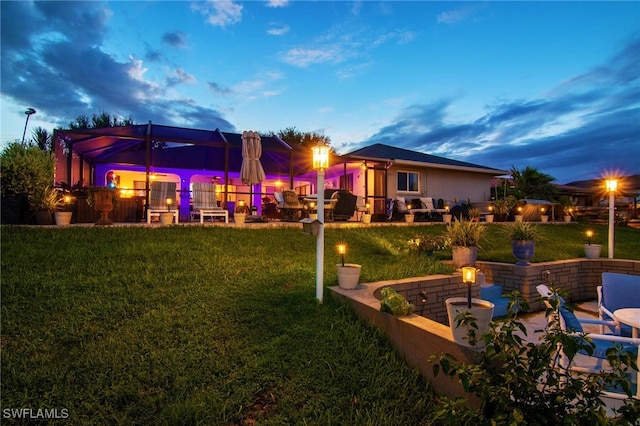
(1, 1, 638, 184)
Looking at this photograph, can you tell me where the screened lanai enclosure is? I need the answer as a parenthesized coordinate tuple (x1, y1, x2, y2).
(54, 122, 316, 222)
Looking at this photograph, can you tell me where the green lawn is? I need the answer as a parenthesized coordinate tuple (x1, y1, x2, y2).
(1, 223, 638, 424)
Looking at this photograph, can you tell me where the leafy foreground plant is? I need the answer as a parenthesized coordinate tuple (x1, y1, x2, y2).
(431, 291, 640, 425)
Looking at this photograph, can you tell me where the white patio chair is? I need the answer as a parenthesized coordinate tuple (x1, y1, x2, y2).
(146, 181, 179, 224)
(537, 284, 640, 400)
(190, 183, 228, 223)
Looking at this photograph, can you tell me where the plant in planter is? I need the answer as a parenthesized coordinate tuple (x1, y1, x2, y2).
(336, 243, 361, 290)
(405, 204, 415, 223)
(485, 205, 494, 223)
(54, 193, 74, 225)
(506, 221, 538, 266)
(492, 195, 517, 222)
(234, 200, 249, 225)
(539, 206, 549, 222)
(380, 287, 414, 316)
(432, 290, 639, 424)
(468, 207, 481, 222)
(584, 229, 602, 259)
(87, 187, 119, 226)
(407, 233, 448, 256)
(28, 186, 62, 225)
(445, 266, 495, 348)
(159, 197, 175, 225)
(446, 219, 484, 268)
(559, 195, 576, 223)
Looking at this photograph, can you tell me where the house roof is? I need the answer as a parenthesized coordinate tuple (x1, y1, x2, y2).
(54, 123, 311, 176)
(342, 143, 508, 175)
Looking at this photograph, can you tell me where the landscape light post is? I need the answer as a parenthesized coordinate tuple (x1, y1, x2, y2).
(606, 179, 617, 259)
(312, 142, 329, 303)
(21, 108, 36, 146)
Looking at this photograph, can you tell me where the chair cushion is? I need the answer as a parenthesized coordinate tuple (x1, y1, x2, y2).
(559, 305, 583, 333)
(601, 273, 640, 312)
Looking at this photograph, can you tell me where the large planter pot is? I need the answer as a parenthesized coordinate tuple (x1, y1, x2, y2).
(404, 214, 415, 223)
(446, 297, 495, 348)
(234, 212, 246, 225)
(584, 244, 602, 259)
(336, 263, 361, 290)
(512, 240, 535, 266)
(485, 214, 494, 223)
(35, 209, 53, 225)
(442, 214, 452, 223)
(55, 211, 72, 226)
(452, 246, 478, 268)
(362, 213, 371, 224)
(563, 215, 572, 223)
(540, 215, 549, 223)
(92, 190, 114, 226)
(159, 212, 174, 225)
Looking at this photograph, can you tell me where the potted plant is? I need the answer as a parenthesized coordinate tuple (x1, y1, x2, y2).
(159, 197, 175, 225)
(485, 205, 494, 223)
(361, 203, 371, 224)
(405, 204, 415, 223)
(442, 205, 452, 223)
(492, 195, 516, 222)
(584, 229, 602, 259)
(55, 194, 74, 226)
(87, 187, 119, 226)
(559, 195, 575, 223)
(539, 207, 549, 222)
(408, 233, 448, 256)
(445, 266, 495, 348)
(514, 205, 524, 222)
(432, 290, 638, 423)
(336, 243, 361, 290)
(28, 186, 62, 225)
(234, 200, 249, 225)
(506, 221, 538, 266)
(468, 207, 480, 222)
(446, 219, 484, 268)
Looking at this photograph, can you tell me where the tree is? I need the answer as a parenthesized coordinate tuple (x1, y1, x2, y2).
(510, 166, 557, 200)
(30, 127, 53, 152)
(271, 127, 335, 153)
(68, 111, 133, 129)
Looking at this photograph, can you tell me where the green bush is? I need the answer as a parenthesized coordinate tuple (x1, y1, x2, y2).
(0, 142, 55, 198)
(446, 219, 484, 247)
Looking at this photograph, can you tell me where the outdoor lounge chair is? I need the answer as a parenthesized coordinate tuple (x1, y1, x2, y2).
(281, 190, 304, 221)
(537, 284, 640, 400)
(190, 183, 228, 223)
(146, 181, 179, 224)
(597, 272, 640, 337)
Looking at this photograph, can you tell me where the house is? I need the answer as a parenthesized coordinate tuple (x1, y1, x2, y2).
(323, 143, 508, 219)
(53, 124, 508, 222)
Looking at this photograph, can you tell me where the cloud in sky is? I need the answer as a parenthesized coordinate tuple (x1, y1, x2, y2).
(162, 31, 188, 49)
(360, 35, 640, 181)
(437, 5, 481, 25)
(0, 1, 234, 132)
(193, 0, 243, 28)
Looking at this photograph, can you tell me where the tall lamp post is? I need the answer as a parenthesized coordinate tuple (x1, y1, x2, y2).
(606, 179, 617, 259)
(312, 143, 329, 303)
(21, 108, 36, 146)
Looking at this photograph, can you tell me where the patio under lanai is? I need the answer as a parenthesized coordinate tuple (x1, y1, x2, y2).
(54, 122, 317, 222)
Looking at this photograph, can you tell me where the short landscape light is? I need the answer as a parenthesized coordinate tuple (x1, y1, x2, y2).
(461, 266, 477, 309)
(586, 230, 593, 245)
(337, 243, 346, 267)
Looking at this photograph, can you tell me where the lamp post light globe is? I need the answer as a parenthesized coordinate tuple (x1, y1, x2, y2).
(21, 107, 36, 146)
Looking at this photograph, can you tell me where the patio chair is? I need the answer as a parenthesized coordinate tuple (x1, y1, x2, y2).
(597, 272, 640, 336)
(146, 181, 179, 224)
(190, 183, 228, 224)
(281, 190, 304, 221)
(537, 284, 640, 400)
(420, 197, 448, 221)
(326, 190, 356, 221)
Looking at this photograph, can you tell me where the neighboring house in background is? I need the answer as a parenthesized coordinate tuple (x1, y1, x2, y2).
(321, 143, 508, 217)
(562, 175, 640, 220)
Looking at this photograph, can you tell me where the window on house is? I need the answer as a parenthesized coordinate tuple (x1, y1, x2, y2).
(397, 171, 419, 192)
